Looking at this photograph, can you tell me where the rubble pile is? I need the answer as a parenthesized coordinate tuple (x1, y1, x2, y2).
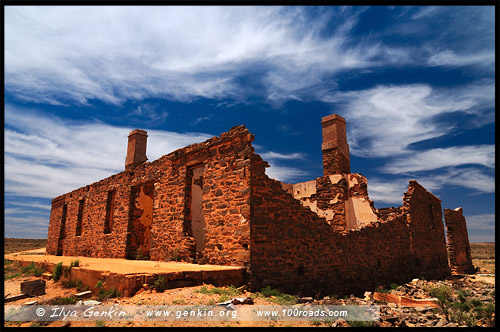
(310, 274, 495, 327)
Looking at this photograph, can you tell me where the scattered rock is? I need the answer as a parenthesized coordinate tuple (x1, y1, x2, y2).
(75, 291, 92, 299)
(298, 297, 314, 303)
(380, 315, 398, 324)
(434, 317, 447, 327)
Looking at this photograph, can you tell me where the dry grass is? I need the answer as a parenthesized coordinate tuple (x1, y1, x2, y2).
(4, 238, 47, 254)
(470, 242, 495, 274)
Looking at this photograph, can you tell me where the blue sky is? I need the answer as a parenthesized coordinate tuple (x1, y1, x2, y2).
(4, 6, 495, 242)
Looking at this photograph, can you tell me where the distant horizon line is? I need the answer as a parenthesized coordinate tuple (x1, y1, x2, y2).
(3, 237, 496, 244)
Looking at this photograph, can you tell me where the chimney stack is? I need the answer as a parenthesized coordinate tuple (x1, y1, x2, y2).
(125, 129, 148, 170)
(321, 114, 350, 175)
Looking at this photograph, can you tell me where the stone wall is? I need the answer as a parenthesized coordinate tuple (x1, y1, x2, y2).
(284, 173, 377, 232)
(47, 126, 253, 266)
(444, 208, 476, 274)
(249, 161, 451, 296)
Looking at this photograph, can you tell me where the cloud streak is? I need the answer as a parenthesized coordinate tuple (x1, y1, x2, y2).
(8, 6, 492, 106)
(326, 82, 494, 158)
(382, 145, 495, 173)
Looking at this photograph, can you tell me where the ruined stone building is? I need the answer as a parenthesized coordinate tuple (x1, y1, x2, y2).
(47, 114, 475, 295)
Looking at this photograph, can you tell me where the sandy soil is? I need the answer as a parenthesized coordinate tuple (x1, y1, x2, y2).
(6, 249, 243, 274)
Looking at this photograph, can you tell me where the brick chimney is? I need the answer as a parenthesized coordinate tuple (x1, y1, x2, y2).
(125, 129, 148, 170)
(321, 114, 350, 175)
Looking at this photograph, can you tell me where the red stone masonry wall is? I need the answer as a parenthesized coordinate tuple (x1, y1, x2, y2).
(249, 160, 450, 296)
(47, 126, 253, 266)
(402, 181, 451, 279)
(444, 208, 477, 274)
(47, 123, 454, 297)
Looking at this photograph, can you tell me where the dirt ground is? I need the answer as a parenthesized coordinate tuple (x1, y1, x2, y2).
(4, 242, 495, 328)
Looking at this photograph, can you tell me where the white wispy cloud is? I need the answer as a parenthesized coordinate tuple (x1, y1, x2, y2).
(421, 168, 495, 194)
(4, 6, 406, 106)
(265, 165, 309, 183)
(366, 178, 409, 206)
(428, 50, 495, 67)
(463, 214, 495, 231)
(260, 151, 306, 161)
(5, 105, 213, 198)
(325, 81, 494, 158)
(367, 166, 495, 206)
(382, 145, 495, 173)
(5, 104, 310, 199)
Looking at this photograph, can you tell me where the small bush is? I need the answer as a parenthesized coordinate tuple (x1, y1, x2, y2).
(4, 259, 13, 265)
(70, 259, 80, 268)
(452, 301, 472, 312)
(76, 280, 88, 292)
(98, 288, 120, 301)
(29, 322, 48, 328)
(218, 294, 231, 303)
(135, 248, 148, 260)
(195, 285, 241, 297)
(348, 321, 376, 327)
(34, 267, 43, 277)
(96, 321, 106, 327)
(152, 276, 168, 293)
(425, 285, 452, 306)
(484, 303, 495, 316)
(457, 289, 471, 303)
(52, 296, 77, 305)
(450, 310, 476, 327)
(52, 262, 63, 282)
(471, 299, 482, 307)
(259, 286, 297, 305)
(21, 261, 36, 274)
(172, 298, 187, 304)
(389, 283, 399, 290)
(63, 279, 77, 288)
(5, 272, 22, 280)
(96, 280, 103, 288)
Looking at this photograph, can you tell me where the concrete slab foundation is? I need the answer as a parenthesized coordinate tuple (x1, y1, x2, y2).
(6, 249, 246, 297)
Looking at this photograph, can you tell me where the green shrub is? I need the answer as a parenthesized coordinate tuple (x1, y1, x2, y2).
(62, 279, 77, 288)
(52, 296, 77, 305)
(194, 285, 241, 297)
(450, 310, 476, 327)
(52, 262, 63, 282)
(348, 321, 376, 327)
(484, 303, 495, 317)
(259, 286, 297, 305)
(29, 322, 48, 328)
(76, 279, 88, 292)
(96, 321, 106, 327)
(471, 299, 482, 307)
(135, 248, 148, 260)
(425, 285, 452, 306)
(33, 267, 43, 277)
(21, 261, 36, 274)
(70, 259, 80, 268)
(98, 288, 120, 301)
(452, 301, 471, 312)
(4, 259, 13, 265)
(389, 283, 399, 290)
(218, 294, 231, 303)
(152, 276, 168, 293)
(5, 272, 22, 280)
(457, 289, 471, 303)
(96, 280, 103, 288)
